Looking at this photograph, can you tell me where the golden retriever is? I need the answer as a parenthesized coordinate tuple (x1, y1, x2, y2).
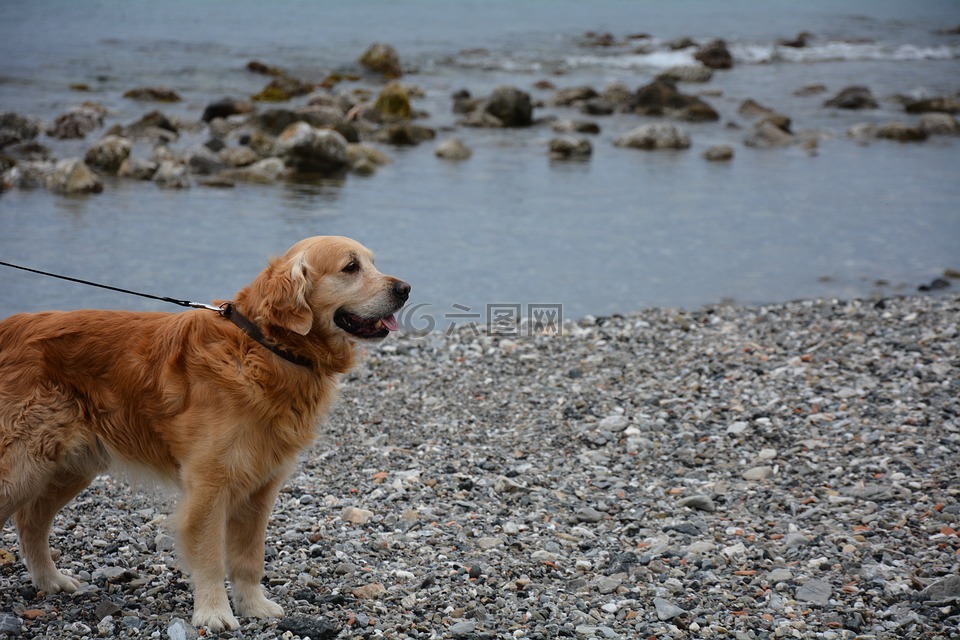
(0, 236, 409, 631)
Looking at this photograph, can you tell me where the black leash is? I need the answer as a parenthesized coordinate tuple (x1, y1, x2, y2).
(0, 260, 313, 369)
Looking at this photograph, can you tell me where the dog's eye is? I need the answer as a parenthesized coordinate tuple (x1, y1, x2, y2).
(342, 261, 360, 274)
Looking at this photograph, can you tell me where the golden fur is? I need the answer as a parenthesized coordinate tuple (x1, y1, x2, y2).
(0, 236, 409, 630)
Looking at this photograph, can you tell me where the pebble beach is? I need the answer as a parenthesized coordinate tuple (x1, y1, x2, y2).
(1, 292, 958, 639)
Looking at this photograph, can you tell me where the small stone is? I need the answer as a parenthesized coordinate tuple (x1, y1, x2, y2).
(95, 599, 122, 620)
(767, 568, 793, 583)
(342, 506, 374, 525)
(919, 575, 960, 605)
(653, 597, 686, 620)
(449, 620, 477, 636)
(435, 138, 473, 161)
(598, 415, 628, 432)
(276, 615, 340, 640)
(796, 579, 832, 605)
(742, 466, 773, 481)
(703, 144, 734, 161)
(784, 532, 811, 548)
(595, 576, 622, 594)
(166, 618, 197, 640)
(576, 506, 605, 523)
(677, 495, 716, 512)
(494, 475, 528, 493)
(352, 582, 386, 599)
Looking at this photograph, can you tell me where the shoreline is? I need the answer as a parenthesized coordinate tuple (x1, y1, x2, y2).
(2, 292, 958, 638)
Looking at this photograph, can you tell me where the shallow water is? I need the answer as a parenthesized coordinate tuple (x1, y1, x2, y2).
(1, 0, 958, 321)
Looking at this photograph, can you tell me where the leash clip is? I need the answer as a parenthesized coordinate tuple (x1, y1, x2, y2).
(188, 301, 227, 313)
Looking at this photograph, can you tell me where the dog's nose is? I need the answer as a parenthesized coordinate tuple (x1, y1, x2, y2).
(392, 279, 411, 302)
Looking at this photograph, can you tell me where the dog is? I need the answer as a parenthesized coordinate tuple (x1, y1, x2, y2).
(0, 236, 409, 630)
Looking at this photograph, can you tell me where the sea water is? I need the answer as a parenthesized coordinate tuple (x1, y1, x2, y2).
(1, 0, 958, 321)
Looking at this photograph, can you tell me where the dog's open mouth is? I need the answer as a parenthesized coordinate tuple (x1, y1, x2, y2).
(334, 309, 400, 339)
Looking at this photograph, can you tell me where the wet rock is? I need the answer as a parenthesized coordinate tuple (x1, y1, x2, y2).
(919, 112, 959, 135)
(124, 110, 179, 142)
(614, 123, 691, 150)
(694, 39, 733, 69)
(824, 86, 878, 109)
(46, 158, 103, 195)
(548, 86, 599, 108)
(252, 74, 313, 102)
(123, 86, 181, 102)
(47, 102, 107, 139)
(374, 81, 412, 120)
(744, 119, 795, 148)
(117, 157, 158, 180)
(434, 138, 473, 161)
(84, 135, 132, 174)
(548, 136, 592, 160)
(375, 122, 436, 146)
(3, 159, 54, 189)
(152, 160, 191, 188)
(218, 145, 259, 167)
(778, 31, 813, 48)
(359, 42, 402, 77)
(904, 96, 960, 114)
(246, 60, 285, 76)
(552, 119, 601, 135)
(347, 143, 392, 174)
(184, 144, 226, 175)
(875, 121, 928, 142)
(579, 98, 615, 116)
(632, 79, 719, 121)
(703, 144, 734, 161)
(5, 141, 51, 161)
(201, 97, 254, 122)
(219, 157, 288, 184)
(794, 83, 828, 96)
(273, 122, 349, 173)
(484, 86, 534, 127)
(0, 112, 42, 149)
(659, 64, 713, 83)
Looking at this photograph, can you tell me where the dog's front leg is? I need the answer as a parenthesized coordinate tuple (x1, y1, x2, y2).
(178, 477, 238, 632)
(227, 474, 286, 619)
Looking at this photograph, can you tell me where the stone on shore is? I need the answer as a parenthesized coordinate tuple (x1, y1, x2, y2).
(694, 39, 733, 69)
(201, 97, 255, 122)
(47, 103, 107, 139)
(703, 144, 734, 161)
(548, 136, 592, 160)
(84, 135, 132, 174)
(0, 112, 42, 149)
(613, 123, 691, 150)
(219, 157, 289, 184)
(875, 121, 928, 142)
(273, 122, 349, 173)
(632, 79, 719, 122)
(744, 119, 795, 147)
(484, 86, 534, 127)
(359, 42, 402, 77)
(659, 64, 713, 83)
(123, 86, 181, 102)
(824, 86, 878, 109)
(117, 157, 159, 180)
(919, 112, 959, 135)
(374, 82, 412, 120)
(46, 158, 103, 195)
(904, 96, 960, 114)
(434, 138, 472, 161)
(152, 160, 191, 188)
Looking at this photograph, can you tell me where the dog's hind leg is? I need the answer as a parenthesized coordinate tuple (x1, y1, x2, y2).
(14, 467, 97, 593)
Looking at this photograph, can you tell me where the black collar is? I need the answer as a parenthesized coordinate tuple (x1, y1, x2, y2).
(220, 303, 314, 369)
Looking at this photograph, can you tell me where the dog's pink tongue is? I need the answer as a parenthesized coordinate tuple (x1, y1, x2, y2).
(381, 314, 399, 332)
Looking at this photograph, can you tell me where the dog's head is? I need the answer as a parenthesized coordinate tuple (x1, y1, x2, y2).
(242, 236, 409, 341)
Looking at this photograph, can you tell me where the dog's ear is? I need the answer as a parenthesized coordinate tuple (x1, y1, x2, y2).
(255, 254, 313, 335)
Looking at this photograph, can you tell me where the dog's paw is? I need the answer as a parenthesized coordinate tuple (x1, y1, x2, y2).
(235, 593, 284, 619)
(34, 571, 81, 594)
(192, 607, 240, 632)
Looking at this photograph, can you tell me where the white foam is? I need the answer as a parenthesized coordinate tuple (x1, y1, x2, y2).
(564, 49, 696, 70)
(732, 41, 960, 64)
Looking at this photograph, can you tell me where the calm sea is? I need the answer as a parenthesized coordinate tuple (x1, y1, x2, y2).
(1, 0, 958, 322)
